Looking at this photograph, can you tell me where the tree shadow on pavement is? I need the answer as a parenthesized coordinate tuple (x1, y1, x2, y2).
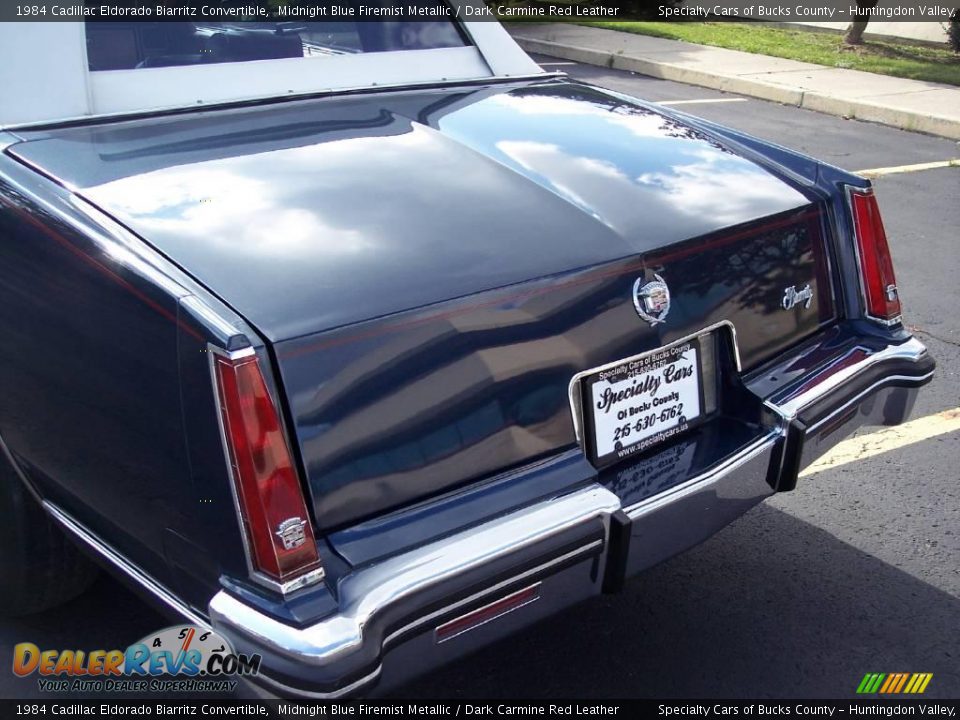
(1, 502, 956, 700)
(1, 577, 172, 699)
(395, 502, 959, 699)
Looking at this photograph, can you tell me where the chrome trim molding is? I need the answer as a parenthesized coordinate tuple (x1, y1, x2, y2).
(181, 295, 249, 348)
(770, 337, 929, 420)
(567, 320, 741, 446)
(68, 196, 194, 301)
(208, 343, 264, 593)
(43, 501, 210, 628)
(208, 344, 257, 362)
(206, 343, 325, 595)
(0, 178, 193, 306)
(0, 431, 43, 505)
(0, 131, 20, 153)
(272, 568, 327, 596)
(867, 313, 903, 328)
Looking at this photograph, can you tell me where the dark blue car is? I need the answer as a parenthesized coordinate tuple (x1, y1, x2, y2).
(0, 6, 934, 697)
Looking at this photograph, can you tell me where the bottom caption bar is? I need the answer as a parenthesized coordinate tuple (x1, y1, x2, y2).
(3, 701, 958, 717)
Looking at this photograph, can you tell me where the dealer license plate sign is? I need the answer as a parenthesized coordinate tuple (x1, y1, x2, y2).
(578, 337, 707, 468)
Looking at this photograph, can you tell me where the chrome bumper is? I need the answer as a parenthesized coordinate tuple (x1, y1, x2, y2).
(211, 484, 619, 697)
(209, 336, 933, 698)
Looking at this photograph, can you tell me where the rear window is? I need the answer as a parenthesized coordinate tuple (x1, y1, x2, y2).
(85, 2, 467, 71)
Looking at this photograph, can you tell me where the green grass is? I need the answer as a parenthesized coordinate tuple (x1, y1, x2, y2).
(579, 22, 960, 87)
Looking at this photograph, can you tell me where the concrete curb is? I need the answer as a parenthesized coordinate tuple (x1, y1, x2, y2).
(514, 36, 960, 140)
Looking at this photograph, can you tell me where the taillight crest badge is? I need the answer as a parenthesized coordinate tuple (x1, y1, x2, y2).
(633, 274, 671, 326)
(275, 517, 309, 551)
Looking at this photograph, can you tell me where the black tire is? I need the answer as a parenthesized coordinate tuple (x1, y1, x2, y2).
(0, 451, 99, 616)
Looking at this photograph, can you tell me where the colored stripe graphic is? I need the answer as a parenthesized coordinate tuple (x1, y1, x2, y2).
(857, 673, 885, 693)
(858, 672, 932, 694)
(881, 673, 905, 693)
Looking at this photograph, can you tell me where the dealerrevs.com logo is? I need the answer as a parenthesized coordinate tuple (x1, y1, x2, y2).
(13, 625, 261, 694)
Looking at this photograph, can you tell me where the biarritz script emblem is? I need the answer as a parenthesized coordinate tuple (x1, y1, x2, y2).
(782, 283, 814, 311)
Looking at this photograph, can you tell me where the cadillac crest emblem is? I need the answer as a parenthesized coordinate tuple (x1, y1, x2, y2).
(275, 517, 308, 550)
(633, 274, 671, 326)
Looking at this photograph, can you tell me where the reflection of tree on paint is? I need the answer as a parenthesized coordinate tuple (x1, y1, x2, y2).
(644, 210, 829, 332)
(508, 85, 733, 154)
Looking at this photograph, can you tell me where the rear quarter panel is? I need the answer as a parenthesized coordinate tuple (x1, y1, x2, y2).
(0, 149, 244, 613)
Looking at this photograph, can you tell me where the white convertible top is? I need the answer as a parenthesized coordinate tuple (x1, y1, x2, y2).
(0, 5, 541, 128)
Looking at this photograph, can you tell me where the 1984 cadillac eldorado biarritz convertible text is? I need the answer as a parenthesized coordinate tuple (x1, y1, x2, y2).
(0, 3, 935, 697)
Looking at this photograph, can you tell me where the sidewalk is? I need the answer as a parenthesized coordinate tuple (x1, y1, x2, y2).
(509, 23, 960, 140)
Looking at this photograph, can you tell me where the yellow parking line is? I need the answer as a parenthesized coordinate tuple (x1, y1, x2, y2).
(800, 407, 960, 477)
(856, 159, 960, 178)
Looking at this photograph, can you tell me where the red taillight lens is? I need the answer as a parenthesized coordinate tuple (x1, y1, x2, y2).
(213, 352, 322, 586)
(849, 188, 901, 324)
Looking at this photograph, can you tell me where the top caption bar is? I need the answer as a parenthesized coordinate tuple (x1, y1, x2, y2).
(2, 1, 957, 22)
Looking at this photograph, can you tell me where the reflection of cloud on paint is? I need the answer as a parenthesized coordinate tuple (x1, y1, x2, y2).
(497, 140, 627, 183)
(496, 140, 633, 221)
(489, 93, 673, 140)
(494, 136, 796, 237)
(575, 155, 628, 182)
(94, 168, 261, 219)
(636, 152, 791, 225)
(94, 168, 369, 257)
(261, 127, 429, 173)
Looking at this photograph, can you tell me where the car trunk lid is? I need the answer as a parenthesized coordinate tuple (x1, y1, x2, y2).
(275, 204, 830, 528)
(7, 80, 833, 529)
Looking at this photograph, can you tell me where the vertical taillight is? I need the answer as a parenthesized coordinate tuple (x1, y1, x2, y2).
(213, 350, 323, 591)
(849, 188, 902, 325)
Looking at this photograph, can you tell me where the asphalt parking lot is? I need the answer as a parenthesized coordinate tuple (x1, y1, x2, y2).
(2, 57, 958, 701)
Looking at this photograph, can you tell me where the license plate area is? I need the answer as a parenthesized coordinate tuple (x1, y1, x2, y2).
(571, 331, 719, 469)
